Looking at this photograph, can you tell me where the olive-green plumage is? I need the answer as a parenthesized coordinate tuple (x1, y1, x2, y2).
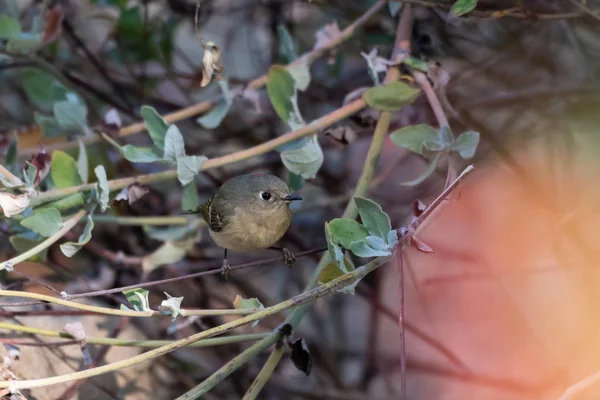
(199, 174, 301, 253)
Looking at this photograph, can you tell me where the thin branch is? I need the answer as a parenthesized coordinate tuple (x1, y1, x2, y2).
(397, 249, 406, 400)
(243, 344, 286, 400)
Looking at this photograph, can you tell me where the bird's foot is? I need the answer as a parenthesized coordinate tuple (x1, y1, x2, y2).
(221, 260, 232, 279)
(282, 248, 295, 268)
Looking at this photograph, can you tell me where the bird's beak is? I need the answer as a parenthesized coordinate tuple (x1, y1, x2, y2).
(283, 194, 302, 201)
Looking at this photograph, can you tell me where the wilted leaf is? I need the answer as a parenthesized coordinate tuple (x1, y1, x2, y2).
(0, 192, 29, 217)
(120, 145, 163, 163)
(361, 48, 396, 86)
(0, 14, 21, 39)
(20, 208, 62, 237)
(390, 124, 440, 155)
(63, 321, 86, 341)
(51, 151, 82, 189)
(140, 106, 169, 150)
(350, 240, 391, 257)
(200, 41, 223, 87)
(401, 152, 442, 186)
(266, 65, 296, 124)
(181, 180, 200, 211)
(427, 61, 450, 89)
(76, 138, 88, 184)
(121, 288, 151, 312)
(410, 235, 434, 253)
(233, 295, 264, 327)
(354, 197, 392, 240)
(160, 292, 184, 321)
(329, 218, 369, 249)
(94, 165, 109, 212)
(451, 0, 478, 17)
(42, 5, 64, 44)
(114, 183, 149, 205)
(363, 81, 421, 112)
(289, 338, 312, 376)
(280, 136, 323, 180)
(60, 213, 94, 257)
(452, 131, 480, 159)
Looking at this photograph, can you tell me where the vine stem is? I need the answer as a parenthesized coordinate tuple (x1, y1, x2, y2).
(0, 256, 389, 390)
(0, 209, 86, 271)
(29, 98, 366, 208)
(0, 290, 258, 317)
(242, 345, 286, 400)
(0, 322, 267, 348)
(18, 0, 387, 157)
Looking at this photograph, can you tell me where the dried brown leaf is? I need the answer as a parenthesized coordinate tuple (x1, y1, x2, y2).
(0, 192, 29, 217)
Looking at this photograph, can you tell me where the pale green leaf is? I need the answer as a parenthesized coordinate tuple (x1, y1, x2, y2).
(266, 65, 295, 124)
(43, 193, 86, 211)
(324, 222, 344, 266)
(287, 60, 311, 91)
(6, 32, 42, 53)
(329, 218, 369, 249)
(23, 161, 36, 188)
(60, 213, 94, 257)
(51, 151, 83, 189)
(20, 208, 62, 237)
(451, 0, 478, 17)
(439, 125, 454, 146)
(121, 288, 151, 312)
(280, 135, 323, 179)
(163, 125, 185, 162)
(140, 105, 169, 150)
(452, 131, 480, 159)
(160, 292, 184, 321)
(363, 81, 421, 112)
(77, 138, 88, 184)
(122, 145, 163, 163)
(144, 224, 196, 242)
(0, 14, 21, 38)
(181, 180, 200, 211)
(176, 155, 207, 186)
(197, 100, 231, 129)
(53, 100, 87, 132)
(20, 68, 67, 108)
(34, 112, 62, 137)
(350, 240, 391, 258)
(390, 124, 440, 155)
(94, 165, 109, 212)
(401, 152, 442, 186)
(354, 196, 392, 240)
(233, 295, 264, 327)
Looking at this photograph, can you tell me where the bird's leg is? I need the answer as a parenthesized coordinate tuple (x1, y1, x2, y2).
(268, 246, 296, 268)
(221, 249, 231, 279)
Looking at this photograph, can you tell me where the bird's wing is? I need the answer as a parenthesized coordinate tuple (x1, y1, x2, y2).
(199, 195, 225, 232)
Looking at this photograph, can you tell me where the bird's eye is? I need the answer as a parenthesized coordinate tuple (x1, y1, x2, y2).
(261, 192, 272, 201)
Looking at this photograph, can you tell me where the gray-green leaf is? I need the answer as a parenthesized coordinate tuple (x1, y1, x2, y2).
(452, 131, 479, 159)
(122, 145, 164, 163)
(176, 155, 207, 186)
(197, 100, 231, 129)
(363, 82, 421, 112)
(163, 125, 185, 162)
(401, 152, 442, 186)
(77, 138, 88, 184)
(280, 135, 323, 179)
(181, 180, 200, 211)
(354, 196, 392, 240)
(390, 124, 440, 155)
(20, 208, 62, 237)
(94, 165, 109, 212)
(141, 106, 169, 150)
(121, 288, 151, 312)
(60, 213, 94, 257)
(350, 240, 391, 258)
(53, 100, 87, 133)
(160, 292, 184, 321)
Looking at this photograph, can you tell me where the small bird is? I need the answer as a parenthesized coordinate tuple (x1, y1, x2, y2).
(196, 174, 302, 278)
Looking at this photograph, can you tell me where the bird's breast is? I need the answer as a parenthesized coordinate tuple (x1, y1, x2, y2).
(209, 206, 292, 252)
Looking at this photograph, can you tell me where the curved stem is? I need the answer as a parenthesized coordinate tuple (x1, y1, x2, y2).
(92, 214, 195, 226)
(0, 210, 86, 271)
(242, 345, 286, 400)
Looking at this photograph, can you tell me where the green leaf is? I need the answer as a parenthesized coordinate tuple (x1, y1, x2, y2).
(121, 145, 164, 163)
(140, 105, 169, 150)
(181, 180, 200, 211)
(60, 213, 94, 257)
(288, 171, 304, 192)
(20, 68, 67, 108)
(20, 208, 62, 237)
(51, 151, 83, 189)
(10, 233, 48, 262)
(34, 112, 63, 137)
(197, 100, 231, 129)
(388, 1, 402, 16)
(350, 240, 391, 258)
(121, 288, 151, 312)
(54, 100, 87, 133)
(177, 155, 207, 186)
(23, 161, 36, 189)
(287, 60, 311, 91)
(233, 295, 265, 327)
(280, 135, 323, 179)
(94, 165, 109, 212)
(160, 292, 183, 321)
(277, 24, 298, 63)
(163, 125, 185, 162)
(452, 131, 480, 159)
(329, 218, 369, 249)
(404, 56, 429, 72)
(363, 81, 421, 112)
(451, 0, 478, 17)
(390, 124, 440, 155)
(6, 32, 42, 53)
(354, 197, 392, 240)
(77, 138, 88, 184)
(325, 222, 344, 266)
(43, 193, 86, 211)
(144, 224, 196, 242)
(401, 152, 442, 186)
(0, 14, 21, 39)
(266, 65, 296, 124)
(439, 125, 454, 146)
